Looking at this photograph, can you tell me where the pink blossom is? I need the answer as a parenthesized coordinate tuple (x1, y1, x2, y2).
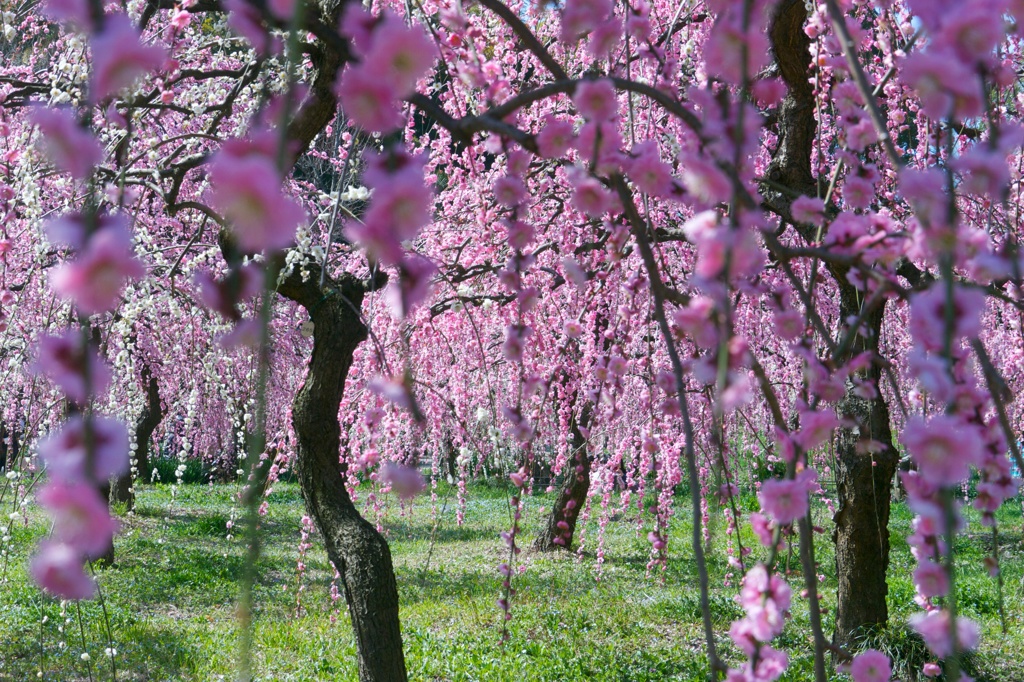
(339, 4, 377, 56)
(906, 0, 960, 33)
(679, 154, 732, 206)
(902, 51, 982, 121)
(493, 176, 527, 208)
(737, 564, 791, 641)
(575, 120, 624, 172)
(672, 296, 717, 349)
(704, 17, 770, 85)
(850, 649, 891, 682)
(773, 309, 804, 340)
(901, 415, 984, 486)
(570, 174, 613, 218)
(907, 349, 954, 402)
(507, 150, 532, 176)
(37, 481, 119, 558)
(922, 662, 942, 677)
(752, 78, 787, 106)
(380, 463, 425, 499)
(536, 116, 576, 159)
(31, 541, 96, 600)
(588, 17, 623, 58)
(953, 148, 1010, 198)
(208, 151, 305, 252)
(37, 332, 111, 405)
(266, 0, 296, 20)
(974, 480, 1013, 515)
(346, 222, 403, 267)
(935, 3, 1006, 64)
(368, 376, 412, 410)
(627, 142, 674, 198)
(793, 409, 840, 451)
(361, 17, 436, 97)
(729, 617, 759, 657)
(219, 318, 263, 349)
(573, 79, 618, 122)
(749, 512, 774, 547)
(364, 175, 432, 243)
(909, 284, 986, 352)
(38, 414, 129, 484)
(44, 212, 90, 251)
(193, 264, 263, 320)
(913, 561, 950, 599)
(844, 175, 874, 210)
(899, 167, 948, 228)
(90, 15, 166, 102)
(42, 0, 91, 28)
(758, 478, 807, 525)
(352, 159, 432, 265)
(170, 9, 192, 31)
(683, 212, 764, 281)
(560, 0, 613, 42)
(50, 222, 145, 314)
(387, 254, 436, 319)
(502, 325, 532, 362)
(562, 257, 588, 290)
(336, 66, 404, 133)
(790, 196, 825, 226)
(505, 219, 534, 250)
(845, 117, 877, 152)
(752, 646, 789, 682)
(509, 468, 527, 488)
(909, 610, 980, 658)
(31, 107, 103, 180)
(625, 2, 651, 39)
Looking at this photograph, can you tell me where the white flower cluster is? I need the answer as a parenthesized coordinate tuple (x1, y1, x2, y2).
(48, 37, 87, 105)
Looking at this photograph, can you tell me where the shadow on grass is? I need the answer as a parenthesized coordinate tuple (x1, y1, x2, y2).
(0, 619, 205, 682)
(386, 519, 504, 545)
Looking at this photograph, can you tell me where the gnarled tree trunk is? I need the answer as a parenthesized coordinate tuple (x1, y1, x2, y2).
(534, 404, 592, 552)
(277, 263, 407, 682)
(203, 0, 405, 673)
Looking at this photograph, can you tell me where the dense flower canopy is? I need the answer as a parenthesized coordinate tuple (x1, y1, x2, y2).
(3, 0, 1024, 680)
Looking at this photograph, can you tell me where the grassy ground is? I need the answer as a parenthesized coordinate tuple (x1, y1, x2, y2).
(0, 480, 1022, 681)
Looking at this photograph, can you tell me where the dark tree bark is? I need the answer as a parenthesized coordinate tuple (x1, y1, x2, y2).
(275, 260, 407, 682)
(534, 404, 593, 552)
(764, 0, 898, 650)
(831, 294, 899, 648)
(111, 361, 163, 511)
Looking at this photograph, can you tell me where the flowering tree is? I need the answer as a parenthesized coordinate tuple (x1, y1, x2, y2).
(3, 0, 1024, 681)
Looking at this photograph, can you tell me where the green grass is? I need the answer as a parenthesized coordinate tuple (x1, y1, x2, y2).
(0, 481, 1022, 681)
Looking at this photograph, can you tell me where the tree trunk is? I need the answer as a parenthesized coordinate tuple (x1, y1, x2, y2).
(209, 3, 403, 672)
(277, 261, 407, 682)
(831, 293, 899, 649)
(764, 0, 898, 649)
(534, 404, 592, 552)
(112, 361, 163, 510)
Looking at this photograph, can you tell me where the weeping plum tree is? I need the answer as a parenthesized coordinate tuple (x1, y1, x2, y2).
(6, 1, 1024, 681)
(762, 0, 899, 647)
